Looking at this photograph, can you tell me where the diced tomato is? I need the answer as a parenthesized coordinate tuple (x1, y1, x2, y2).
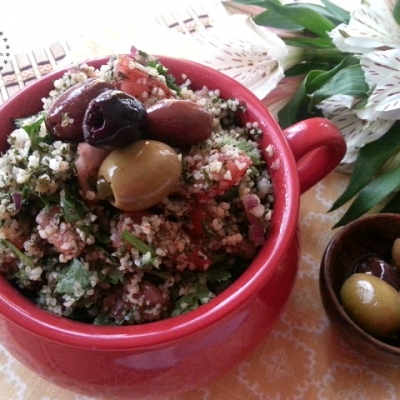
(114, 55, 172, 103)
(187, 204, 209, 239)
(186, 244, 211, 271)
(216, 155, 252, 195)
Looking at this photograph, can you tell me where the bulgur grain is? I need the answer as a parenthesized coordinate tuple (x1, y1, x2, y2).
(0, 52, 275, 325)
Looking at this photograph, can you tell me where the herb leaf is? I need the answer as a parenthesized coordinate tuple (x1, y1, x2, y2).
(170, 282, 215, 317)
(55, 258, 97, 296)
(121, 230, 155, 256)
(121, 230, 160, 268)
(15, 113, 49, 151)
(60, 186, 90, 223)
(0, 239, 35, 269)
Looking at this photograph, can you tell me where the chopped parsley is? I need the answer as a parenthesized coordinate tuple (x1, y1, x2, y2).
(137, 50, 181, 93)
(54, 258, 97, 297)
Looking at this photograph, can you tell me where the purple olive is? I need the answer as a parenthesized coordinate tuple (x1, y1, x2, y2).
(83, 90, 146, 149)
(45, 78, 115, 142)
(353, 254, 400, 291)
(145, 99, 213, 147)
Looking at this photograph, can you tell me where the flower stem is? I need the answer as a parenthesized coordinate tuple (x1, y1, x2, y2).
(302, 47, 348, 65)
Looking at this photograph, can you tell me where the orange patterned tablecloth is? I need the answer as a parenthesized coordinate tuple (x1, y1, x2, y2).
(2, 170, 400, 400)
(3, 0, 400, 398)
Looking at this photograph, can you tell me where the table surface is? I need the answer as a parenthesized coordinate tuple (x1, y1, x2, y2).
(3, 1, 400, 399)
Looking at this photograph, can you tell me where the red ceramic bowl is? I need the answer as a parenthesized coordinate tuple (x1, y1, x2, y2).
(0, 55, 346, 399)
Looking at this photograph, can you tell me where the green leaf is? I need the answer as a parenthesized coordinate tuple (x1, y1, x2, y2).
(120, 230, 160, 268)
(278, 77, 314, 128)
(55, 258, 97, 296)
(232, 0, 336, 36)
(284, 62, 333, 77)
(285, 3, 347, 25)
(380, 190, 400, 213)
(393, 0, 400, 25)
(0, 239, 35, 269)
(306, 56, 359, 90)
(330, 123, 400, 210)
(253, 9, 304, 31)
(121, 230, 155, 256)
(60, 186, 90, 223)
(254, 1, 337, 38)
(93, 312, 113, 325)
(278, 56, 361, 128)
(231, 0, 279, 6)
(283, 36, 334, 49)
(170, 283, 214, 316)
(15, 113, 49, 151)
(278, 69, 328, 128)
(334, 163, 400, 227)
(310, 64, 369, 108)
(319, 0, 351, 23)
(201, 266, 231, 283)
(232, 0, 349, 24)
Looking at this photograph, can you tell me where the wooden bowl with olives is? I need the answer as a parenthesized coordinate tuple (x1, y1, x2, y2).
(320, 213, 400, 363)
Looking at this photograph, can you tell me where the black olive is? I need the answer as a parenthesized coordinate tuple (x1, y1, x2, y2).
(83, 90, 146, 149)
(352, 254, 400, 291)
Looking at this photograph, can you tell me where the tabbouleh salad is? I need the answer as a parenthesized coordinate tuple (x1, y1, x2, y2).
(0, 51, 274, 325)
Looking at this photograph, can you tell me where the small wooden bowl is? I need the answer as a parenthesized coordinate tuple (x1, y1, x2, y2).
(320, 213, 400, 363)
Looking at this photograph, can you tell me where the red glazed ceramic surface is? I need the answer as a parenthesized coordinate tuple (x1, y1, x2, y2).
(0, 56, 346, 399)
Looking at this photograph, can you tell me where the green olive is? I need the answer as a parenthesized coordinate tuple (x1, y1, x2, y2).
(97, 140, 182, 211)
(340, 273, 400, 339)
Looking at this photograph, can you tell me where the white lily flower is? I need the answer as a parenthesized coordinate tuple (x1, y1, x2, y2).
(330, 0, 400, 54)
(316, 94, 395, 164)
(190, 14, 302, 99)
(360, 48, 400, 120)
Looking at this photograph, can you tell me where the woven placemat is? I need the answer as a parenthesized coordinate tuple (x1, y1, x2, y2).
(0, 1, 253, 108)
(0, 2, 259, 107)
(0, 41, 70, 106)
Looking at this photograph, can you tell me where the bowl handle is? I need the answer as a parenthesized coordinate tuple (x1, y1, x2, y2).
(283, 117, 346, 194)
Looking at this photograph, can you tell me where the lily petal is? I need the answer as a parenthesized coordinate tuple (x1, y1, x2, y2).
(315, 94, 359, 114)
(261, 76, 303, 119)
(191, 14, 290, 99)
(329, 112, 367, 164)
(317, 93, 394, 164)
(361, 48, 400, 85)
(330, 0, 400, 53)
(330, 112, 393, 164)
(361, 49, 400, 119)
